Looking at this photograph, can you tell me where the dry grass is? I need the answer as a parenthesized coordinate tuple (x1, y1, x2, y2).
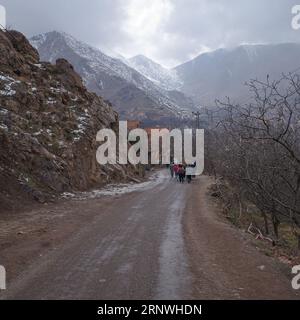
(209, 179, 300, 266)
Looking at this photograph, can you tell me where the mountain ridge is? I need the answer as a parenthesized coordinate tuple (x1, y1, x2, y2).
(31, 31, 300, 114)
(30, 31, 194, 123)
(127, 54, 182, 91)
(175, 42, 300, 105)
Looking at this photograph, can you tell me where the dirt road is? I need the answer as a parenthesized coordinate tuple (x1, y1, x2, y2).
(0, 170, 298, 299)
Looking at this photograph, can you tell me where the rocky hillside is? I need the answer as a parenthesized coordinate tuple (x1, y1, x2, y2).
(0, 30, 137, 212)
(30, 31, 194, 122)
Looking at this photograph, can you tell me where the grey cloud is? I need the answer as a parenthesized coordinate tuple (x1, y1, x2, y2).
(1, 0, 128, 46)
(161, 0, 299, 64)
(1, 0, 299, 67)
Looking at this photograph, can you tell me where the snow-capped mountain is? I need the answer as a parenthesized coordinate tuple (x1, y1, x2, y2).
(127, 55, 182, 91)
(28, 31, 300, 121)
(30, 31, 194, 122)
(175, 43, 300, 106)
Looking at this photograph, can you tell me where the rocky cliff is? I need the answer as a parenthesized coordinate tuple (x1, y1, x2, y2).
(0, 30, 137, 212)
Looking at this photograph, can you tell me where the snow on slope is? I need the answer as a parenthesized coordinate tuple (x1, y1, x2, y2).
(127, 55, 183, 91)
(31, 31, 192, 119)
(62, 170, 166, 200)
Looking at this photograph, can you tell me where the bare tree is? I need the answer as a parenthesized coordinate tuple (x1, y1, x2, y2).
(205, 73, 300, 242)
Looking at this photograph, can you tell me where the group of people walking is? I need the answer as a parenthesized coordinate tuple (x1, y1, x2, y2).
(169, 163, 196, 184)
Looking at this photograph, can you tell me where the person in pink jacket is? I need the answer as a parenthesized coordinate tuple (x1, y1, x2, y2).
(173, 164, 179, 181)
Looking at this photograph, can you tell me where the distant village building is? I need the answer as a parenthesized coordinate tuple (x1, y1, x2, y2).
(144, 127, 169, 143)
(127, 121, 170, 158)
(127, 120, 141, 131)
(124, 122, 175, 164)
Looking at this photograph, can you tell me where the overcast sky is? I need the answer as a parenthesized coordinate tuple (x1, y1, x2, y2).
(1, 0, 300, 67)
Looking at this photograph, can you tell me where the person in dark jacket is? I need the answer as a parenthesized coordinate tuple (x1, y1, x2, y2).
(186, 165, 193, 183)
(178, 165, 185, 183)
(169, 163, 174, 178)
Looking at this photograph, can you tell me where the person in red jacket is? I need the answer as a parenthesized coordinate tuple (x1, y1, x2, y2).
(173, 164, 179, 181)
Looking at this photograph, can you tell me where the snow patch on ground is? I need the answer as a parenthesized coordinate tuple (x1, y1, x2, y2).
(71, 109, 91, 141)
(46, 97, 56, 104)
(0, 108, 9, 115)
(0, 73, 20, 96)
(62, 170, 166, 200)
(0, 124, 8, 131)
